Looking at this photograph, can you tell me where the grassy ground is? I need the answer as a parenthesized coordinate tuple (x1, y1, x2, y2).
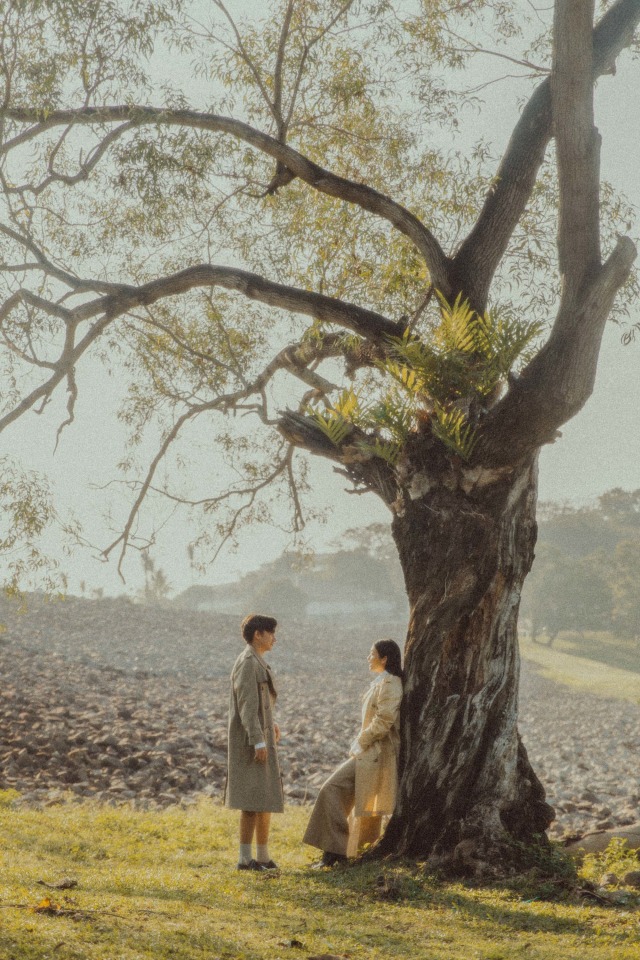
(520, 633, 640, 703)
(1, 793, 639, 960)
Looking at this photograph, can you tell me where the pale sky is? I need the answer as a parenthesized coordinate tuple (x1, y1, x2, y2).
(3, 2, 639, 597)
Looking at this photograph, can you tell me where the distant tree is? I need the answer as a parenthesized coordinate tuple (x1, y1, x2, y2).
(521, 545, 612, 642)
(598, 488, 640, 529)
(336, 523, 396, 560)
(612, 540, 640, 639)
(536, 501, 619, 557)
(139, 551, 172, 604)
(251, 577, 308, 620)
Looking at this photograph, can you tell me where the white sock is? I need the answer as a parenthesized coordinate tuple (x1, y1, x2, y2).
(256, 844, 269, 863)
(239, 843, 253, 865)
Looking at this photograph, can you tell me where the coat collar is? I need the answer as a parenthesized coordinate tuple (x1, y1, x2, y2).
(247, 644, 271, 671)
(246, 644, 277, 699)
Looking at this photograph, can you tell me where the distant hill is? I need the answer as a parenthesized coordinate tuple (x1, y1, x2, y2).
(175, 547, 408, 620)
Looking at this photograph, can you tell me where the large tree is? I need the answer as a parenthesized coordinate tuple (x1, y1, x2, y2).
(1, 0, 639, 870)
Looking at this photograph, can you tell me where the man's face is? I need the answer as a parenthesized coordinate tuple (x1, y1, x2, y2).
(254, 628, 277, 652)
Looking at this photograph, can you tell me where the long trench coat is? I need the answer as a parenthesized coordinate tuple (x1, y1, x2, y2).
(353, 672, 403, 818)
(224, 645, 284, 813)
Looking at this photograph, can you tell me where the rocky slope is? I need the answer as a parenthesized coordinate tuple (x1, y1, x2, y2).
(1, 595, 638, 840)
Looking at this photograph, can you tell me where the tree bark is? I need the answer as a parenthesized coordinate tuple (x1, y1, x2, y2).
(377, 453, 554, 872)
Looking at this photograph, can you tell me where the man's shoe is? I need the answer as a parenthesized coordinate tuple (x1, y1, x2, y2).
(237, 859, 266, 871)
(311, 851, 347, 868)
(256, 859, 279, 870)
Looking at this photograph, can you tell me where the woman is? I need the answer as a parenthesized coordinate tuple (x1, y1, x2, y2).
(303, 639, 403, 866)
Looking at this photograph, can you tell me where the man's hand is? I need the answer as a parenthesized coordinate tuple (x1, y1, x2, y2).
(254, 746, 268, 763)
(274, 723, 281, 744)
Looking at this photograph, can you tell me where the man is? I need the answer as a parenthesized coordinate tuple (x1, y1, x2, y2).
(225, 613, 283, 870)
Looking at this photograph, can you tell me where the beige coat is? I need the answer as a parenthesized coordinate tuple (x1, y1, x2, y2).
(224, 645, 284, 813)
(353, 673, 403, 817)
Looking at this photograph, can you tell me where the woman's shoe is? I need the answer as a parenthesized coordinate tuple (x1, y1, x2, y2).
(237, 859, 267, 871)
(311, 851, 347, 868)
(256, 859, 279, 870)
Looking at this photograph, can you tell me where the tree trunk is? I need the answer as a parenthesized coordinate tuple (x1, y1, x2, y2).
(378, 453, 554, 873)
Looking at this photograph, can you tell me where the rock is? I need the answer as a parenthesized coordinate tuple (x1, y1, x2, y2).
(566, 824, 640, 856)
(2, 595, 640, 827)
(599, 872, 619, 887)
(622, 870, 640, 889)
(596, 819, 614, 831)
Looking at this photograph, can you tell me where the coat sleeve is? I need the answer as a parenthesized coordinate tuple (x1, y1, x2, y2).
(357, 677, 402, 751)
(234, 658, 264, 746)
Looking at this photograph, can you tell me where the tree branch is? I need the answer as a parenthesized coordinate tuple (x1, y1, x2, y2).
(552, 0, 600, 302)
(70, 263, 404, 342)
(478, 236, 636, 466)
(6, 121, 136, 196)
(278, 409, 397, 505)
(450, 0, 640, 311)
(0, 105, 451, 291)
(0, 223, 123, 294)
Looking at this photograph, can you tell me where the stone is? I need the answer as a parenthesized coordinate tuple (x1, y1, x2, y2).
(622, 870, 640, 889)
(1, 594, 640, 828)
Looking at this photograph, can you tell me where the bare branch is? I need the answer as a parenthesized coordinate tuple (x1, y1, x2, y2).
(445, 28, 549, 74)
(70, 263, 404, 342)
(0, 223, 124, 294)
(0, 308, 111, 433)
(135, 310, 236, 373)
(211, 0, 276, 122)
(104, 419, 292, 574)
(283, 0, 358, 131)
(102, 404, 213, 576)
(7, 121, 136, 196)
(53, 367, 78, 452)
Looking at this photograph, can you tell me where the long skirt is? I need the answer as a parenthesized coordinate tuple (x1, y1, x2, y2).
(302, 758, 383, 857)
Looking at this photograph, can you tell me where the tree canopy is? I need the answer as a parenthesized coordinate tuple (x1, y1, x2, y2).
(1, 0, 638, 583)
(3, 0, 640, 868)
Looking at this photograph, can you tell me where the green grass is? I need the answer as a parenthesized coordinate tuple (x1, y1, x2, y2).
(1, 796, 639, 959)
(520, 633, 640, 703)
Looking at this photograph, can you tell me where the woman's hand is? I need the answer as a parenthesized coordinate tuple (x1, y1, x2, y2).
(254, 746, 268, 763)
(274, 722, 281, 743)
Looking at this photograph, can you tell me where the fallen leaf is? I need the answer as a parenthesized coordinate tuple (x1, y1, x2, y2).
(34, 898, 62, 915)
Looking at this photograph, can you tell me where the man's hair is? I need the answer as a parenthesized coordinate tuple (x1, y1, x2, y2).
(241, 613, 278, 644)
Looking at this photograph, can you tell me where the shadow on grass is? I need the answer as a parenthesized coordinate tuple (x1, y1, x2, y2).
(0, 921, 266, 960)
(529, 633, 640, 676)
(301, 860, 601, 937)
(558, 634, 640, 676)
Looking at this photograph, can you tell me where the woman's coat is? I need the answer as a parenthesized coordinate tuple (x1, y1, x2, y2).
(353, 673, 403, 818)
(225, 645, 284, 813)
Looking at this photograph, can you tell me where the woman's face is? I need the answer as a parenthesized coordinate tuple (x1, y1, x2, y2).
(367, 644, 387, 674)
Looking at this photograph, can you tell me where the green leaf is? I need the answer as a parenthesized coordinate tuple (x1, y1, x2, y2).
(431, 405, 478, 460)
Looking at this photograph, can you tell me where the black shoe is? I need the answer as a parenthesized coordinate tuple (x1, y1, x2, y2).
(256, 859, 279, 870)
(237, 859, 266, 871)
(311, 851, 348, 869)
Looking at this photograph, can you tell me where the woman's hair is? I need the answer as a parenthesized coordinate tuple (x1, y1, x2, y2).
(241, 613, 278, 644)
(374, 639, 403, 679)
